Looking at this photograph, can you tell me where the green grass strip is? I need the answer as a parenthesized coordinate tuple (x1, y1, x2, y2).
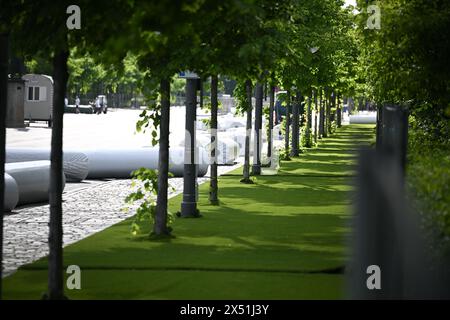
(3, 124, 374, 299)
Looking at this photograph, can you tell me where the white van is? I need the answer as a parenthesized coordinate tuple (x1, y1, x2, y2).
(22, 74, 53, 127)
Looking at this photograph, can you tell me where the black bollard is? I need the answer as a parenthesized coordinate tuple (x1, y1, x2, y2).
(180, 78, 200, 217)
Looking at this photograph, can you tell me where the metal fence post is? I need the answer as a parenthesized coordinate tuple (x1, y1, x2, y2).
(349, 149, 449, 299)
(375, 104, 383, 151)
(379, 104, 409, 172)
(349, 150, 406, 299)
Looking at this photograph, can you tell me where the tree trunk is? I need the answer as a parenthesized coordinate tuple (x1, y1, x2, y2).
(290, 91, 300, 157)
(209, 75, 219, 205)
(306, 90, 312, 147)
(251, 83, 263, 175)
(331, 91, 336, 132)
(313, 89, 318, 143)
(307, 91, 312, 133)
(284, 90, 291, 158)
(241, 80, 253, 183)
(337, 93, 342, 128)
(319, 88, 324, 138)
(299, 93, 305, 128)
(154, 78, 171, 235)
(298, 92, 307, 146)
(199, 79, 203, 109)
(323, 87, 328, 138)
(0, 32, 9, 299)
(264, 82, 267, 102)
(48, 49, 69, 300)
(267, 84, 275, 166)
(326, 88, 332, 135)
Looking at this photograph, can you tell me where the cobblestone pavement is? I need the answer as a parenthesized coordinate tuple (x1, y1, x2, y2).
(2, 161, 242, 277)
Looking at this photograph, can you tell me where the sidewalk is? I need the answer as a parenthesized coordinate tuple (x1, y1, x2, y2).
(3, 125, 375, 299)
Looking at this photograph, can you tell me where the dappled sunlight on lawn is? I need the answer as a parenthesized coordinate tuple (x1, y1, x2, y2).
(4, 124, 374, 299)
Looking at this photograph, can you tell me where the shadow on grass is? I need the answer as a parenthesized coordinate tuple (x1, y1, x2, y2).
(218, 181, 351, 208)
(3, 124, 374, 299)
(18, 175, 352, 274)
(278, 158, 357, 176)
(21, 210, 349, 273)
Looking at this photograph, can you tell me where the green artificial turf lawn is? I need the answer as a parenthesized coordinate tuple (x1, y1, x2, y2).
(4, 270, 344, 300)
(3, 124, 374, 300)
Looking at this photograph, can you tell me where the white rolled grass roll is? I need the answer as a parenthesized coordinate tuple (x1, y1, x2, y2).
(6, 148, 89, 182)
(82, 147, 209, 179)
(217, 115, 246, 131)
(196, 118, 209, 131)
(3, 173, 19, 211)
(217, 137, 240, 164)
(222, 127, 254, 157)
(179, 133, 240, 165)
(272, 124, 283, 141)
(5, 160, 66, 206)
(349, 114, 377, 124)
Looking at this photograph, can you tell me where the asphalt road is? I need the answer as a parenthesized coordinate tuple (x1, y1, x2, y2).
(6, 107, 178, 149)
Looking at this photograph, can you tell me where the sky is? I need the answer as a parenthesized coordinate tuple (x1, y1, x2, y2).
(343, 0, 359, 15)
(344, 0, 357, 7)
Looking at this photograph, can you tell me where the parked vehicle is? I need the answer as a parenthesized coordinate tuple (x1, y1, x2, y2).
(22, 74, 53, 127)
(64, 104, 94, 114)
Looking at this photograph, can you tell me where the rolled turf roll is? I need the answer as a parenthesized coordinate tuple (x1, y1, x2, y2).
(5, 160, 66, 206)
(6, 148, 89, 182)
(178, 133, 240, 165)
(217, 115, 246, 130)
(216, 137, 240, 164)
(3, 173, 19, 211)
(222, 127, 253, 156)
(349, 114, 377, 124)
(82, 147, 209, 179)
